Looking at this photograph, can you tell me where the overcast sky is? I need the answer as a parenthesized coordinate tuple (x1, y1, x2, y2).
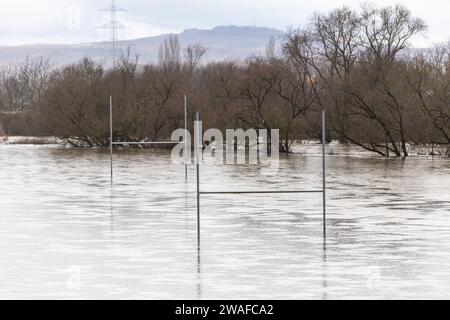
(1, 0, 450, 46)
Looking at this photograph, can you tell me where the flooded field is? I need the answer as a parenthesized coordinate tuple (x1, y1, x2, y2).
(0, 143, 449, 299)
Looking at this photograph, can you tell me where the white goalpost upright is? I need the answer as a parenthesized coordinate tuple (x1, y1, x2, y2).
(184, 95, 188, 180)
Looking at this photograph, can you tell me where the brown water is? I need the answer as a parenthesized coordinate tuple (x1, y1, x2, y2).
(0, 143, 449, 299)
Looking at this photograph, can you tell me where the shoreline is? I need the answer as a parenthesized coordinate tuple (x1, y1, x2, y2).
(1, 135, 448, 159)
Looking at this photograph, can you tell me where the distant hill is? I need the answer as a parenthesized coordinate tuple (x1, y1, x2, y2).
(0, 26, 285, 67)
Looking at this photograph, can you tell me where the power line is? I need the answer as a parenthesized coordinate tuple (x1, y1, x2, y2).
(97, 0, 127, 67)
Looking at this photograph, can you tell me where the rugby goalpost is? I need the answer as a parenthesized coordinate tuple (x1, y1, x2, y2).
(108, 97, 327, 239)
(194, 111, 327, 240)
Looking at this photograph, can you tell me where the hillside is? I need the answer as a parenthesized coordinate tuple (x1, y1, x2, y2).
(0, 26, 285, 66)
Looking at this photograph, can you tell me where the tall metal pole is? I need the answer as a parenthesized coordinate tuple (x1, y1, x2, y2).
(322, 110, 326, 238)
(110, 96, 113, 183)
(184, 95, 188, 180)
(98, 1, 127, 68)
(195, 112, 201, 245)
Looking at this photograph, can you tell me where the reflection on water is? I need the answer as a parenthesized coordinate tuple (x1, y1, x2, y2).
(0, 144, 449, 299)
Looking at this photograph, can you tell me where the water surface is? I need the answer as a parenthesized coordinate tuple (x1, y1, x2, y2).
(0, 144, 449, 299)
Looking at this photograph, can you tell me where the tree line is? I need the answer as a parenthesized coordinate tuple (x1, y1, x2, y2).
(0, 4, 448, 156)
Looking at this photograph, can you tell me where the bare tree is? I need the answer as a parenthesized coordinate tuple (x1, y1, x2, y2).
(285, 4, 427, 157)
(265, 36, 277, 58)
(406, 46, 450, 147)
(159, 34, 181, 70)
(185, 43, 207, 71)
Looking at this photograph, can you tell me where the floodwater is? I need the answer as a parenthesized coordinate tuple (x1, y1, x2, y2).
(0, 143, 449, 299)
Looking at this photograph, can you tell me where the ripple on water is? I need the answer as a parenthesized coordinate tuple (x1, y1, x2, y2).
(0, 144, 449, 299)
